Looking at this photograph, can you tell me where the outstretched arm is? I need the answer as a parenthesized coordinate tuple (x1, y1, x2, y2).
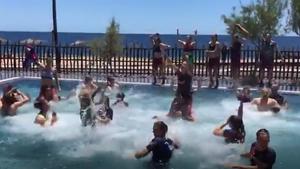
(213, 122, 228, 136)
(135, 148, 150, 159)
(178, 39, 185, 46)
(238, 101, 243, 119)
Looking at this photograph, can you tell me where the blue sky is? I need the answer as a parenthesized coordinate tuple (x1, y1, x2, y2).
(0, 0, 289, 35)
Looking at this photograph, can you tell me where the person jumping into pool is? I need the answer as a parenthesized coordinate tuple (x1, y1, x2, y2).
(106, 76, 120, 93)
(81, 75, 98, 96)
(135, 121, 179, 168)
(78, 88, 97, 127)
(0, 84, 30, 117)
(150, 33, 171, 85)
(178, 35, 196, 73)
(165, 58, 194, 121)
(269, 84, 287, 108)
(34, 85, 58, 126)
(236, 87, 252, 103)
(251, 88, 281, 113)
(112, 92, 129, 107)
(36, 57, 60, 100)
(206, 34, 221, 89)
(95, 95, 113, 125)
(226, 128, 276, 169)
(23, 44, 38, 69)
(213, 101, 246, 144)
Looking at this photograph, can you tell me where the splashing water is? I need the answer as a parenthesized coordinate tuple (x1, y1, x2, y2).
(0, 79, 300, 169)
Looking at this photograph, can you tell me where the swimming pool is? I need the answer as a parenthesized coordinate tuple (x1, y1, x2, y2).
(0, 78, 300, 169)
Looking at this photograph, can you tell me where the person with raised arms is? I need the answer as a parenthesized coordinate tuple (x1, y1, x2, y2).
(213, 101, 246, 144)
(165, 58, 195, 121)
(1, 84, 30, 117)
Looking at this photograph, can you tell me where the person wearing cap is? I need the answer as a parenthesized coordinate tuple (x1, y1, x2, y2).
(269, 84, 287, 107)
(251, 88, 281, 113)
(226, 129, 276, 169)
(135, 121, 179, 167)
(1, 85, 30, 116)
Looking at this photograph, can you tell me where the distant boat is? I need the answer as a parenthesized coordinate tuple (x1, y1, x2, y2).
(0, 37, 8, 43)
(69, 40, 88, 47)
(19, 38, 47, 45)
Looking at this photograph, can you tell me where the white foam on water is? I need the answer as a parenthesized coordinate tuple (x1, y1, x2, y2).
(1, 85, 300, 169)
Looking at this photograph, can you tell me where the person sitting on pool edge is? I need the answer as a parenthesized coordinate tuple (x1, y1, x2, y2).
(226, 128, 276, 169)
(34, 85, 58, 126)
(135, 121, 179, 167)
(112, 92, 129, 107)
(0, 84, 30, 117)
(269, 84, 287, 108)
(251, 88, 281, 113)
(236, 87, 252, 103)
(213, 101, 246, 144)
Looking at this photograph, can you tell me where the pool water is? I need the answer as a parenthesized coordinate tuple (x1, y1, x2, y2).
(0, 79, 300, 169)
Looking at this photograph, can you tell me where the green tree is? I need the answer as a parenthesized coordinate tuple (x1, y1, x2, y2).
(288, 0, 300, 35)
(90, 17, 122, 74)
(221, 0, 287, 46)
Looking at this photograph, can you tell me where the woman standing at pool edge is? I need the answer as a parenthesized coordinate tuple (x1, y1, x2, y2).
(150, 33, 171, 85)
(206, 34, 221, 88)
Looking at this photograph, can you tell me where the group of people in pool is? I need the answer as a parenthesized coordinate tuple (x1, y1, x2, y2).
(134, 81, 285, 168)
(77, 76, 129, 127)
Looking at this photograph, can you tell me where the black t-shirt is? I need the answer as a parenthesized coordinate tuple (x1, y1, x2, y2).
(176, 70, 192, 97)
(146, 137, 175, 163)
(250, 142, 276, 169)
(231, 41, 242, 61)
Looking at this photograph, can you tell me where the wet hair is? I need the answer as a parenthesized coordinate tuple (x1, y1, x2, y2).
(1, 94, 18, 105)
(256, 128, 270, 140)
(228, 115, 245, 139)
(154, 121, 168, 135)
(116, 92, 125, 100)
(84, 76, 93, 83)
(2, 84, 14, 94)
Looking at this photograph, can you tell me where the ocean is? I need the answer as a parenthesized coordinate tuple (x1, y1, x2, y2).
(0, 31, 300, 49)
